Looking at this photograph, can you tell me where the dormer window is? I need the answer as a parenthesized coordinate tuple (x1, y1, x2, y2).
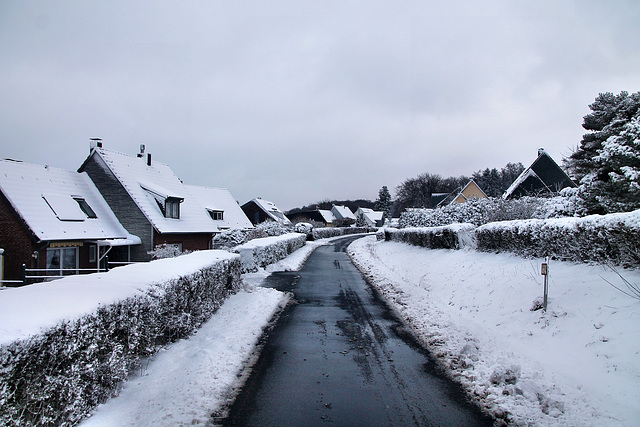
(208, 209, 223, 221)
(165, 198, 181, 219)
(140, 181, 184, 220)
(73, 197, 97, 219)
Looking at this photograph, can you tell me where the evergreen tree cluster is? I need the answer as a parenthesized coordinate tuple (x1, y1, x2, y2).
(566, 91, 640, 214)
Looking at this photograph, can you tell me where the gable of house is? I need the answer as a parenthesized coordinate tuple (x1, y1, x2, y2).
(241, 198, 291, 226)
(504, 149, 576, 199)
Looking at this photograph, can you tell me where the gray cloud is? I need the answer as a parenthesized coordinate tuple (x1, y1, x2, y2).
(1, 0, 639, 210)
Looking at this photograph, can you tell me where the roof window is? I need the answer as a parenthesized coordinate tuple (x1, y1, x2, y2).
(73, 197, 97, 219)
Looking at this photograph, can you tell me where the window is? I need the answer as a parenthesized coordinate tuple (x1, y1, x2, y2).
(46, 247, 78, 276)
(89, 244, 96, 263)
(165, 198, 181, 219)
(208, 210, 223, 220)
(73, 197, 97, 219)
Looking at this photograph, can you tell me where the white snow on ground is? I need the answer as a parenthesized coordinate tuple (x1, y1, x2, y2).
(80, 239, 334, 426)
(348, 236, 640, 426)
(82, 287, 288, 426)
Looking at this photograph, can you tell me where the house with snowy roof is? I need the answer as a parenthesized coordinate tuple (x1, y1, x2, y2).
(355, 207, 384, 227)
(331, 205, 356, 221)
(0, 159, 141, 283)
(241, 197, 292, 226)
(287, 209, 336, 226)
(433, 179, 488, 207)
(78, 142, 241, 260)
(503, 148, 576, 199)
(183, 184, 253, 231)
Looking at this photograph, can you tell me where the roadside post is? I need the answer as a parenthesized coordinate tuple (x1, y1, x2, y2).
(541, 257, 549, 311)
(0, 249, 3, 287)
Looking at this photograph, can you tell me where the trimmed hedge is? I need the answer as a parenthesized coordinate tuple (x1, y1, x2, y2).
(384, 224, 476, 250)
(0, 252, 242, 427)
(311, 227, 376, 240)
(233, 233, 307, 272)
(475, 210, 640, 267)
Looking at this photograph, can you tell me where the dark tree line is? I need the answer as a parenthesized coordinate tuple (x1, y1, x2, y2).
(286, 199, 375, 215)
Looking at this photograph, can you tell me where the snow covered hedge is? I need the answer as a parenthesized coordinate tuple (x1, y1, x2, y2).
(384, 224, 476, 250)
(399, 197, 544, 228)
(0, 251, 242, 427)
(233, 233, 307, 273)
(476, 209, 640, 267)
(311, 226, 375, 240)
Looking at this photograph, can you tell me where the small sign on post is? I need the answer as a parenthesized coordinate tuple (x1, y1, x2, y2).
(541, 257, 549, 311)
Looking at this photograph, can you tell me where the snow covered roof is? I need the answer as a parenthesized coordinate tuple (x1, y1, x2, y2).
(0, 159, 139, 243)
(248, 197, 291, 225)
(503, 150, 576, 199)
(318, 209, 336, 224)
(83, 148, 222, 234)
(331, 205, 356, 220)
(184, 185, 254, 231)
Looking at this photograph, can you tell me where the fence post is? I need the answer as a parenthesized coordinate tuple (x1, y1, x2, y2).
(105, 255, 109, 272)
(22, 263, 26, 286)
(0, 248, 3, 286)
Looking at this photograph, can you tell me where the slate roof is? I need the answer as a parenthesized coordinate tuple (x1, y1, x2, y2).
(0, 159, 138, 243)
(503, 149, 576, 199)
(82, 148, 221, 234)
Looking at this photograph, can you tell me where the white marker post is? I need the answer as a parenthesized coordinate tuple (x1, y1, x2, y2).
(541, 257, 549, 311)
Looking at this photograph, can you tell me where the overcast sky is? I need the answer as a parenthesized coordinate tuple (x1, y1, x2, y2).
(1, 1, 639, 210)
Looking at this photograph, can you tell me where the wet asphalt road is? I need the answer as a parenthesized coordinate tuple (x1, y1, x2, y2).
(221, 236, 492, 426)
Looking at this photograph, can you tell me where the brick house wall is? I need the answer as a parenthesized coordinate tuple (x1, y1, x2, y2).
(152, 232, 212, 253)
(0, 192, 37, 280)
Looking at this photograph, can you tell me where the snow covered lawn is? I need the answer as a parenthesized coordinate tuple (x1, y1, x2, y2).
(348, 236, 640, 426)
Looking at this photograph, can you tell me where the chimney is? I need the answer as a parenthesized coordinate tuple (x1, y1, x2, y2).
(538, 148, 546, 156)
(137, 144, 145, 158)
(90, 138, 103, 152)
(147, 153, 152, 166)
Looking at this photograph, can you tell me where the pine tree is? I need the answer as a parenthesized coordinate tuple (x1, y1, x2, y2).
(583, 115, 640, 212)
(375, 186, 392, 219)
(568, 91, 640, 213)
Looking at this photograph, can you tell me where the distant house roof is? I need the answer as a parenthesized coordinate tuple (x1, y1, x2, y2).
(79, 148, 221, 234)
(436, 180, 488, 207)
(503, 149, 576, 199)
(183, 185, 253, 231)
(288, 209, 335, 225)
(0, 159, 139, 243)
(331, 205, 356, 221)
(246, 197, 292, 225)
(355, 207, 384, 227)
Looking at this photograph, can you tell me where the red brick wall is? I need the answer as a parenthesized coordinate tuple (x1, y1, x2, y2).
(153, 232, 213, 253)
(0, 193, 37, 280)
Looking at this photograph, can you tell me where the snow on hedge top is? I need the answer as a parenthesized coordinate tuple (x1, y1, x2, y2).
(0, 250, 239, 346)
(477, 207, 640, 232)
(233, 232, 305, 251)
(84, 148, 221, 234)
(0, 159, 138, 242)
